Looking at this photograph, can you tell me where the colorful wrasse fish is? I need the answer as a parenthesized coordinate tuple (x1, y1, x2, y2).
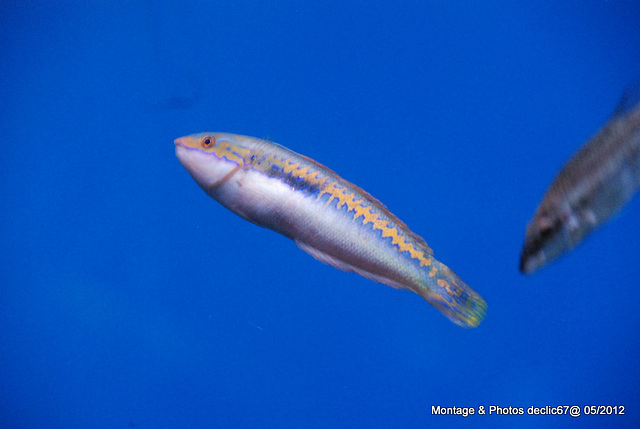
(520, 82, 640, 274)
(175, 132, 486, 327)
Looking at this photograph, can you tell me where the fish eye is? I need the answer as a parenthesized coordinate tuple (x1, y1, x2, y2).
(539, 226, 554, 241)
(201, 136, 215, 148)
(538, 216, 563, 242)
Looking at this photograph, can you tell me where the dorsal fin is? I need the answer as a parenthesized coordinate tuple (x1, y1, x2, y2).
(613, 80, 640, 118)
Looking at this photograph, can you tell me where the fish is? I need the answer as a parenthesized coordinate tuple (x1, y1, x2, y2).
(175, 132, 487, 327)
(520, 82, 640, 274)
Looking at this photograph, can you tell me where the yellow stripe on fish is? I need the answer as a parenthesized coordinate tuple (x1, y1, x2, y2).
(251, 150, 435, 263)
(175, 132, 486, 327)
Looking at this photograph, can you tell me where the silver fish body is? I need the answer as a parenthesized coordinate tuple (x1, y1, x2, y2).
(175, 132, 486, 327)
(520, 83, 640, 274)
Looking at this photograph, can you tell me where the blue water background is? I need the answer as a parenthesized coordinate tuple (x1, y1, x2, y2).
(2, 1, 639, 428)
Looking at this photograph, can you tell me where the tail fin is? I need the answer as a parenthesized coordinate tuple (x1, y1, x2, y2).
(418, 260, 487, 328)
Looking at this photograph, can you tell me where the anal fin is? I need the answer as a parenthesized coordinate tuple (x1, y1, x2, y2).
(294, 240, 406, 290)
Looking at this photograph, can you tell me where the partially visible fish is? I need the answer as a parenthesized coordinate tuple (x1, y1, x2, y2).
(175, 132, 487, 327)
(520, 82, 640, 274)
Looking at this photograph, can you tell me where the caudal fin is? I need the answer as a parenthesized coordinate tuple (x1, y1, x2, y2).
(418, 261, 487, 328)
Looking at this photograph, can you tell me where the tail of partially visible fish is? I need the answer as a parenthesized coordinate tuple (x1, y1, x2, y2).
(417, 260, 487, 328)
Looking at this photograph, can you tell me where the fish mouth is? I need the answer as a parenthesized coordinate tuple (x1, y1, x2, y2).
(174, 138, 195, 155)
(519, 233, 547, 274)
(174, 139, 192, 162)
(520, 249, 541, 274)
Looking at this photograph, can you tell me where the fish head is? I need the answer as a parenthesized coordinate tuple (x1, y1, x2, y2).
(175, 132, 252, 194)
(519, 202, 593, 274)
